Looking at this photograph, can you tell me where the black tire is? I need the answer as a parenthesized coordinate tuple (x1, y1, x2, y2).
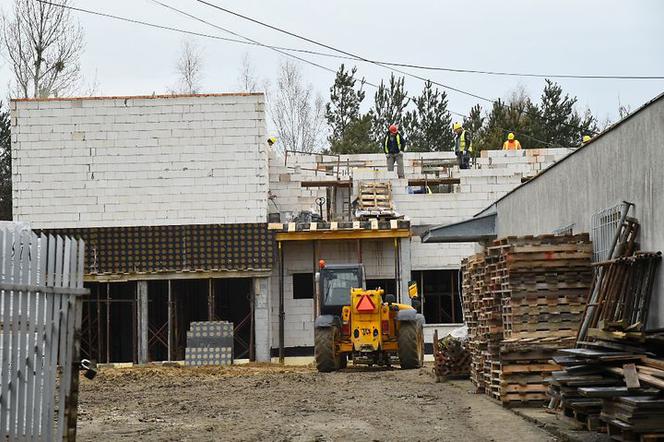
(337, 353, 348, 369)
(398, 321, 424, 369)
(314, 327, 338, 372)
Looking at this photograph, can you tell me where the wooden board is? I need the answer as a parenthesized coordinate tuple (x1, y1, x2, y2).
(623, 364, 641, 390)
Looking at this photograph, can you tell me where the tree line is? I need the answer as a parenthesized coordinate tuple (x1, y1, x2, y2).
(325, 64, 599, 154)
(0, 0, 614, 221)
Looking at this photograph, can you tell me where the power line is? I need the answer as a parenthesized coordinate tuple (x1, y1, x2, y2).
(192, 0, 601, 138)
(153, 0, 559, 147)
(33, 0, 560, 147)
(27, 1, 663, 84)
(359, 63, 664, 81)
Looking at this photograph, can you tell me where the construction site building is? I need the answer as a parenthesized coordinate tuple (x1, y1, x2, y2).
(10, 93, 571, 363)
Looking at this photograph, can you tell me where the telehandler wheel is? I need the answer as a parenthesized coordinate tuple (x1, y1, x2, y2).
(314, 327, 339, 372)
(398, 321, 424, 369)
(337, 354, 348, 369)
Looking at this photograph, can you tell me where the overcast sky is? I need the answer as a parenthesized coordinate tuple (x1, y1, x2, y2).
(1, 0, 663, 124)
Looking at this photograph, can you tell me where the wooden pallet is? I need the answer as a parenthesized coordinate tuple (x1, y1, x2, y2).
(357, 182, 394, 210)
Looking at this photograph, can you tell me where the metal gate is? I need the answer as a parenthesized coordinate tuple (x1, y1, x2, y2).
(0, 226, 88, 440)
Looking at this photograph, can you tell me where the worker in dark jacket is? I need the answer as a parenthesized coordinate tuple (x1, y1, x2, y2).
(453, 122, 473, 169)
(383, 124, 406, 178)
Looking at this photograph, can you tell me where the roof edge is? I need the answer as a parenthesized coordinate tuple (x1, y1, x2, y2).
(472, 90, 664, 218)
(11, 92, 264, 103)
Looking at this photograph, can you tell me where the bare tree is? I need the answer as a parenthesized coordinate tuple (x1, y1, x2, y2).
(237, 52, 258, 92)
(82, 68, 101, 96)
(269, 60, 326, 153)
(173, 39, 203, 94)
(2, 0, 84, 98)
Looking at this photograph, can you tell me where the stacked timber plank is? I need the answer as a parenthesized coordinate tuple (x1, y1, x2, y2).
(602, 396, 664, 440)
(548, 349, 664, 439)
(460, 234, 593, 407)
(543, 228, 664, 439)
(432, 331, 471, 382)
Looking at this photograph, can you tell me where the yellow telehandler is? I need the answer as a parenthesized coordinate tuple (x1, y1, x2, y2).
(313, 261, 425, 372)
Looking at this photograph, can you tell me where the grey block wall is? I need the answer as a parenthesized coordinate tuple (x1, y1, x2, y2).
(491, 94, 664, 329)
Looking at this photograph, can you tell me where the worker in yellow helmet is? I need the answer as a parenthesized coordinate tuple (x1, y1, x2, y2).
(582, 135, 592, 145)
(453, 122, 473, 169)
(502, 133, 522, 150)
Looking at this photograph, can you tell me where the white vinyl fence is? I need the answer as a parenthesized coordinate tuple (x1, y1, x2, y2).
(0, 226, 88, 441)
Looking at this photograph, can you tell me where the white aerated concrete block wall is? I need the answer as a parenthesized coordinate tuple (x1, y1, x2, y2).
(12, 94, 268, 228)
(270, 239, 400, 349)
(270, 149, 572, 274)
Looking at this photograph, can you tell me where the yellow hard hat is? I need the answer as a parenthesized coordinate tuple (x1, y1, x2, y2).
(267, 137, 277, 145)
(453, 122, 462, 130)
(507, 132, 515, 140)
(582, 135, 591, 143)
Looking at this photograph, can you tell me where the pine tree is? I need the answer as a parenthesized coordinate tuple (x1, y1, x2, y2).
(464, 104, 484, 148)
(479, 99, 509, 150)
(475, 87, 538, 150)
(575, 108, 599, 145)
(402, 81, 453, 151)
(325, 64, 365, 144)
(0, 104, 11, 220)
(529, 79, 597, 147)
(370, 74, 409, 143)
(329, 113, 374, 154)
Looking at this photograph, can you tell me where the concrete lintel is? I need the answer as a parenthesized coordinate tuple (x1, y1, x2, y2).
(85, 270, 272, 283)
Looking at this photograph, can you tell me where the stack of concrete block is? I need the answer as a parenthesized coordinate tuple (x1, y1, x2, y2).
(185, 321, 234, 366)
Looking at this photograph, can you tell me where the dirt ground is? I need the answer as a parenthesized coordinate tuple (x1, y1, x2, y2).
(77, 363, 556, 442)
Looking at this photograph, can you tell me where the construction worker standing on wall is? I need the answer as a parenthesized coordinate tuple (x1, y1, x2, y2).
(453, 122, 473, 169)
(383, 124, 406, 179)
(502, 133, 522, 150)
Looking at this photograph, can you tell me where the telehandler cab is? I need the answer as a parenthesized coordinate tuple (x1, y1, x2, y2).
(313, 261, 425, 372)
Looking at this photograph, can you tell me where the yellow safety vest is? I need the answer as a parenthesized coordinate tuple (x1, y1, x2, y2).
(384, 134, 402, 154)
(459, 131, 472, 153)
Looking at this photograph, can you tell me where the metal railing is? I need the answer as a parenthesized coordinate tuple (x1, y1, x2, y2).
(589, 202, 633, 262)
(0, 227, 88, 441)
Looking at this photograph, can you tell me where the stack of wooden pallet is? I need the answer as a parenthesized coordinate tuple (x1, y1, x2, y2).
(460, 234, 593, 407)
(354, 181, 398, 219)
(496, 235, 592, 406)
(481, 245, 507, 399)
(499, 235, 593, 340)
(461, 253, 486, 392)
(499, 337, 566, 407)
(432, 331, 471, 382)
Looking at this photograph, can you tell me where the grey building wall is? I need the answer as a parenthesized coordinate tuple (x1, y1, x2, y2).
(491, 94, 664, 329)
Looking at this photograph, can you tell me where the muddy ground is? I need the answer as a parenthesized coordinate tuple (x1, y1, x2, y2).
(78, 363, 555, 442)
